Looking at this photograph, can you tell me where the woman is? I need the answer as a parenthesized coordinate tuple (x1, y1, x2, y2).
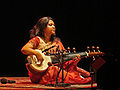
(21, 17, 91, 84)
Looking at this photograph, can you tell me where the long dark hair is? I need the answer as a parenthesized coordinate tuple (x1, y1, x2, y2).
(30, 17, 56, 41)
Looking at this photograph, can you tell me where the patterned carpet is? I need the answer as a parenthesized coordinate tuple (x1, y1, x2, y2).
(0, 77, 97, 90)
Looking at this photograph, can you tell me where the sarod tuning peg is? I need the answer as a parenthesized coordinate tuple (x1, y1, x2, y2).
(96, 46, 100, 52)
(92, 46, 95, 52)
(87, 46, 90, 53)
(91, 46, 96, 61)
(67, 47, 71, 53)
(72, 47, 76, 53)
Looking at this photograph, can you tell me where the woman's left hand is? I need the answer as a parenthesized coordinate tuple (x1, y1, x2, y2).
(76, 54, 81, 60)
(73, 54, 81, 65)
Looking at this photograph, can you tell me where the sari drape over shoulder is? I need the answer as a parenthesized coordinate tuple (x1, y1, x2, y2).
(26, 36, 91, 84)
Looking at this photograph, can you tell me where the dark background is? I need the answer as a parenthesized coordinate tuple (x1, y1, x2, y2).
(1, 0, 120, 89)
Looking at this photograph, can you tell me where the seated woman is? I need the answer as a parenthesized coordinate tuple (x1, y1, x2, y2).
(21, 17, 91, 85)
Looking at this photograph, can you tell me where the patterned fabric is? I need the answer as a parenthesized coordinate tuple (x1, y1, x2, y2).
(26, 36, 91, 84)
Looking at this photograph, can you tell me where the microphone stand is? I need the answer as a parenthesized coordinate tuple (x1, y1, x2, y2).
(90, 56, 96, 89)
(56, 50, 70, 87)
(46, 49, 70, 87)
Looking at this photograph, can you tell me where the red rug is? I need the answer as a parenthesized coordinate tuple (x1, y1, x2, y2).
(0, 77, 97, 90)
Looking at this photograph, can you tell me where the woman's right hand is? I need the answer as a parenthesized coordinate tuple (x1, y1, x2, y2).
(35, 51, 44, 66)
(73, 54, 81, 65)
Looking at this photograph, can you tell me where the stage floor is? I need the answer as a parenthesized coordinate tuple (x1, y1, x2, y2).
(0, 77, 97, 90)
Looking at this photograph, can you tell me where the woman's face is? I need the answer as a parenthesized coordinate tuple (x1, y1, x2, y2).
(44, 20, 56, 36)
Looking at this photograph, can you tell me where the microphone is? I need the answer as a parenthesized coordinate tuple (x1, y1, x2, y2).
(0, 78, 16, 84)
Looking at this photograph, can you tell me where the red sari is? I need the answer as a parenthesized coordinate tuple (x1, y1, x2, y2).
(25, 36, 91, 84)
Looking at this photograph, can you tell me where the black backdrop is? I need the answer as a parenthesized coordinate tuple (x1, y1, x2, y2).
(1, 0, 120, 88)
